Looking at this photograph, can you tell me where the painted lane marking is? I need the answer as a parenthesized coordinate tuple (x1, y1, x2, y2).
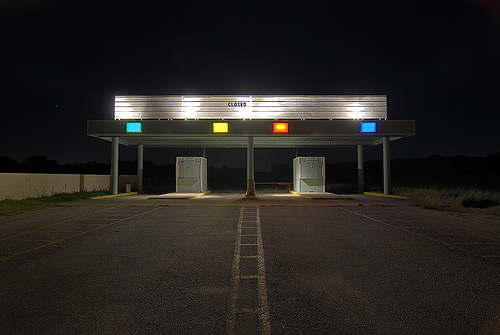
(226, 206, 244, 335)
(256, 206, 271, 334)
(3, 239, 54, 243)
(55, 223, 106, 226)
(0, 207, 161, 262)
(339, 207, 500, 264)
(33, 230, 86, 234)
(88, 192, 137, 199)
(226, 206, 271, 335)
(0, 206, 121, 241)
(392, 208, 500, 243)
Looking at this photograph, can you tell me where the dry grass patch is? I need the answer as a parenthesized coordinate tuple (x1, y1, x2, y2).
(393, 186, 500, 211)
(0, 190, 109, 216)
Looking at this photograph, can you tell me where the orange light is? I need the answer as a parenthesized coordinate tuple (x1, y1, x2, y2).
(273, 122, 288, 133)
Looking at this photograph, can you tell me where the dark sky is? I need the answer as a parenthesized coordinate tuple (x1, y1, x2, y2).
(1, 0, 499, 167)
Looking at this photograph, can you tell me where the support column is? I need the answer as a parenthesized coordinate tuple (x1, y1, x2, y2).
(111, 137, 119, 195)
(383, 136, 391, 195)
(137, 144, 144, 193)
(357, 144, 364, 193)
(246, 136, 256, 198)
(202, 146, 206, 158)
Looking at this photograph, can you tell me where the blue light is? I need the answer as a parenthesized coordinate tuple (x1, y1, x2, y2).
(127, 122, 142, 133)
(360, 122, 376, 133)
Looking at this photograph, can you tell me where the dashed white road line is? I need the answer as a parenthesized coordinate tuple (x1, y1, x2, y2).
(226, 206, 271, 335)
(256, 206, 271, 334)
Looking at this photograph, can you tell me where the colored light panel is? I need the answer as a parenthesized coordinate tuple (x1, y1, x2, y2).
(213, 122, 228, 133)
(127, 122, 142, 133)
(273, 122, 289, 133)
(360, 122, 376, 133)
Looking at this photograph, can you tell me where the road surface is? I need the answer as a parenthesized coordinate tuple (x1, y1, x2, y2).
(0, 193, 499, 334)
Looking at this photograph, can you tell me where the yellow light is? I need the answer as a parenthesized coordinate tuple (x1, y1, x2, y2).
(213, 122, 228, 133)
(273, 122, 288, 133)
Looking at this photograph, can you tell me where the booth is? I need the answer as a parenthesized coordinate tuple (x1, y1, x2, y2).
(176, 157, 207, 193)
(293, 157, 325, 193)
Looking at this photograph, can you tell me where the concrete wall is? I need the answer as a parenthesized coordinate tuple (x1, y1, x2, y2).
(0, 173, 137, 200)
(80, 174, 111, 193)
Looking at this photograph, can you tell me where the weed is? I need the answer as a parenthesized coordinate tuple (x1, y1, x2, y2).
(395, 187, 444, 209)
(0, 190, 110, 216)
(393, 186, 500, 210)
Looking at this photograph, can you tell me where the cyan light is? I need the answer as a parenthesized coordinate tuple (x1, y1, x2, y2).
(360, 122, 376, 133)
(127, 122, 142, 133)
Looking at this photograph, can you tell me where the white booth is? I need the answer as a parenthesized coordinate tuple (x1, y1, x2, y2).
(176, 157, 207, 193)
(293, 157, 325, 193)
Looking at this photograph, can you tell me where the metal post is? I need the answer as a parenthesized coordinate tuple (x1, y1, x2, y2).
(383, 137, 391, 195)
(202, 146, 206, 158)
(137, 144, 144, 193)
(111, 137, 119, 195)
(246, 136, 255, 197)
(357, 144, 364, 193)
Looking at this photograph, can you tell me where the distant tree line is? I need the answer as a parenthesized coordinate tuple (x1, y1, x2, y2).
(326, 153, 500, 191)
(1, 153, 499, 191)
(0, 155, 169, 176)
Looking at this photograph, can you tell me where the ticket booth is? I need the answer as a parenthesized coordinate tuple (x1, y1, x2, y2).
(293, 157, 325, 193)
(176, 157, 207, 193)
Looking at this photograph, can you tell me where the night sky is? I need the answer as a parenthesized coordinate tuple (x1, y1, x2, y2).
(1, 0, 499, 168)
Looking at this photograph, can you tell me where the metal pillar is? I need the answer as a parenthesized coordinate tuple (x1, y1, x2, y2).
(246, 136, 256, 197)
(137, 144, 143, 193)
(111, 137, 119, 195)
(383, 137, 391, 195)
(357, 144, 364, 193)
(202, 146, 206, 158)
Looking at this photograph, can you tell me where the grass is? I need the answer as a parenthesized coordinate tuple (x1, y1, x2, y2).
(0, 190, 110, 216)
(393, 186, 500, 211)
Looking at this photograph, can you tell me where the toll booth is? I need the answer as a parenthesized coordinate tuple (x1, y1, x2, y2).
(176, 157, 207, 193)
(293, 157, 325, 193)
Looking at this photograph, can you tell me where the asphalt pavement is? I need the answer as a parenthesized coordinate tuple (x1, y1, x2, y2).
(0, 192, 499, 334)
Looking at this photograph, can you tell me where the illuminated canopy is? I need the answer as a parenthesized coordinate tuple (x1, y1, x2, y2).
(89, 94, 414, 196)
(85, 95, 414, 148)
(114, 95, 387, 120)
(87, 119, 415, 147)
